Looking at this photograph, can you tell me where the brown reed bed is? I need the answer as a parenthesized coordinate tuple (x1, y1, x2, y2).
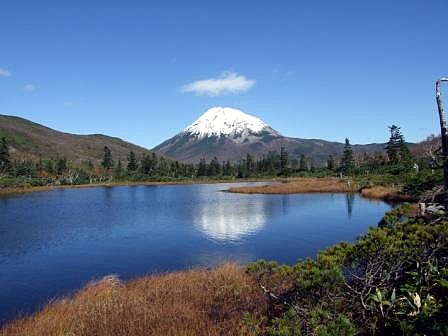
(228, 178, 416, 203)
(227, 178, 357, 194)
(360, 186, 417, 202)
(0, 264, 267, 336)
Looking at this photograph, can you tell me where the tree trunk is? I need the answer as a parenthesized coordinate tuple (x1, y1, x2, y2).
(436, 78, 448, 190)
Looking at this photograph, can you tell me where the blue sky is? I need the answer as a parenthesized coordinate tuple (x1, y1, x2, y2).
(1, 0, 447, 148)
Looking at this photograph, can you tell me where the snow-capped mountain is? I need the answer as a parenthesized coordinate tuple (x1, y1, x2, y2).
(183, 107, 280, 142)
(153, 107, 384, 163)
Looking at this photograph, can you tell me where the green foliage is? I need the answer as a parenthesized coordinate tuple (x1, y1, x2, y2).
(299, 154, 307, 171)
(403, 170, 443, 196)
(386, 125, 411, 164)
(247, 213, 448, 335)
(327, 155, 335, 170)
(270, 309, 302, 336)
(0, 137, 11, 173)
(127, 151, 138, 172)
(340, 138, 355, 174)
(309, 308, 356, 336)
(280, 146, 289, 176)
(101, 146, 114, 170)
(379, 203, 413, 227)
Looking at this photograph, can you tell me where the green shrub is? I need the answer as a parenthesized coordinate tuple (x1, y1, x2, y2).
(247, 214, 448, 335)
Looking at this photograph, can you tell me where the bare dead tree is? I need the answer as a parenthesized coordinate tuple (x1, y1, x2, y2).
(436, 77, 448, 190)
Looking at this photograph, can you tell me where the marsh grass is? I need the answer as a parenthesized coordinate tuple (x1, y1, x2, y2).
(228, 178, 416, 202)
(227, 178, 357, 194)
(360, 186, 416, 202)
(0, 264, 267, 336)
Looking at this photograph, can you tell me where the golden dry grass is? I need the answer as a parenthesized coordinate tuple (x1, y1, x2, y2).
(228, 178, 417, 202)
(0, 264, 267, 336)
(360, 186, 417, 202)
(227, 178, 357, 194)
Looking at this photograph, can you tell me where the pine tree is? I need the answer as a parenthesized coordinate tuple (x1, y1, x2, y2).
(140, 154, 153, 175)
(127, 151, 138, 172)
(246, 153, 254, 176)
(197, 158, 207, 177)
(101, 146, 114, 170)
(280, 146, 289, 176)
(208, 157, 221, 176)
(327, 155, 335, 170)
(114, 160, 123, 179)
(223, 161, 232, 176)
(341, 138, 355, 173)
(0, 137, 11, 173)
(55, 157, 67, 174)
(385, 125, 411, 163)
(299, 154, 307, 171)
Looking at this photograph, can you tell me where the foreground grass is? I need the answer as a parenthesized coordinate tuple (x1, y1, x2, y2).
(0, 264, 267, 336)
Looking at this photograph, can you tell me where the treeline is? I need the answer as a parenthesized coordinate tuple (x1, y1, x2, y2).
(0, 124, 441, 188)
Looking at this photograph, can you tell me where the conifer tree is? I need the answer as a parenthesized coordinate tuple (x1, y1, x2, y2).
(114, 160, 123, 179)
(385, 125, 410, 163)
(341, 138, 355, 173)
(280, 146, 289, 176)
(127, 151, 138, 172)
(299, 154, 307, 171)
(327, 155, 335, 170)
(140, 154, 153, 175)
(246, 153, 254, 175)
(0, 137, 11, 173)
(208, 157, 221, 176)
(55, 157, 67, 174)
(197, 158, 207, 177)
(223, 160, 232, 176)
(101, 146, 114, 170)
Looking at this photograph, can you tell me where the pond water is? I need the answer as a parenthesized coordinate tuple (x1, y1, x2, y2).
(0, 183, 390, 324)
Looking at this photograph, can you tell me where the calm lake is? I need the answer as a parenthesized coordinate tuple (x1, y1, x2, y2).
(0, 183, 390, 324)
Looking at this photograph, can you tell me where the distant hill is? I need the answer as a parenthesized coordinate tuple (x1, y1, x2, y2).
(153, 107, 387, 163)
(0, 114, 153, 164)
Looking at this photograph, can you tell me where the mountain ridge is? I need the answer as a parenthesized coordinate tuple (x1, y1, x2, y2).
(153, 107, 386, 163)
(0, 114, 153, 164)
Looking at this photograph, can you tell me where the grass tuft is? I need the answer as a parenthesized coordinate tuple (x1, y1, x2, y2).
(0, 264, 267, 336)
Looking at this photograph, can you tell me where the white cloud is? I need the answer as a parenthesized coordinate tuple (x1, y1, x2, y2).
(0, 68, 12, 77)
(182, 71, 255, 96)
(23, 84, 35, 91)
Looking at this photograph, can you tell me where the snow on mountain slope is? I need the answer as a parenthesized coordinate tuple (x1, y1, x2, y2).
(183, 107, 280, 140)
(152, 106, 386, 163)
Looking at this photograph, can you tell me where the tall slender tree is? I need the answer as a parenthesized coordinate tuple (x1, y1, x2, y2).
(127, 151, 138, 172)
(101, 146, 114, 170)
(0, 137, 10, 173)
(197, 158, 207, 177)
(280, 146, 289, 176)
(299, 154, 307, 171)
(341, 138, 355, 173)
(327, 155, 335, 170)
(114, 160, 124, 179)
(208, 157, 221, 176)
(385, 125, 410, 163)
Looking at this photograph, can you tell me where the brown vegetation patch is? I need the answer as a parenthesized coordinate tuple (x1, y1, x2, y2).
(227, 178, 357, 194)
(360, 186, 417, 203)
(0, 264, 267, 336)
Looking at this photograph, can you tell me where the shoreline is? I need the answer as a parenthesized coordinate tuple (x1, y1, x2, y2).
(0, 177, 418, 202)
(0, 177, 277, 197)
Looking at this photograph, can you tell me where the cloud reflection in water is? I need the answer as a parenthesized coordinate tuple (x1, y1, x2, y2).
(193, 195, 267, 242)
